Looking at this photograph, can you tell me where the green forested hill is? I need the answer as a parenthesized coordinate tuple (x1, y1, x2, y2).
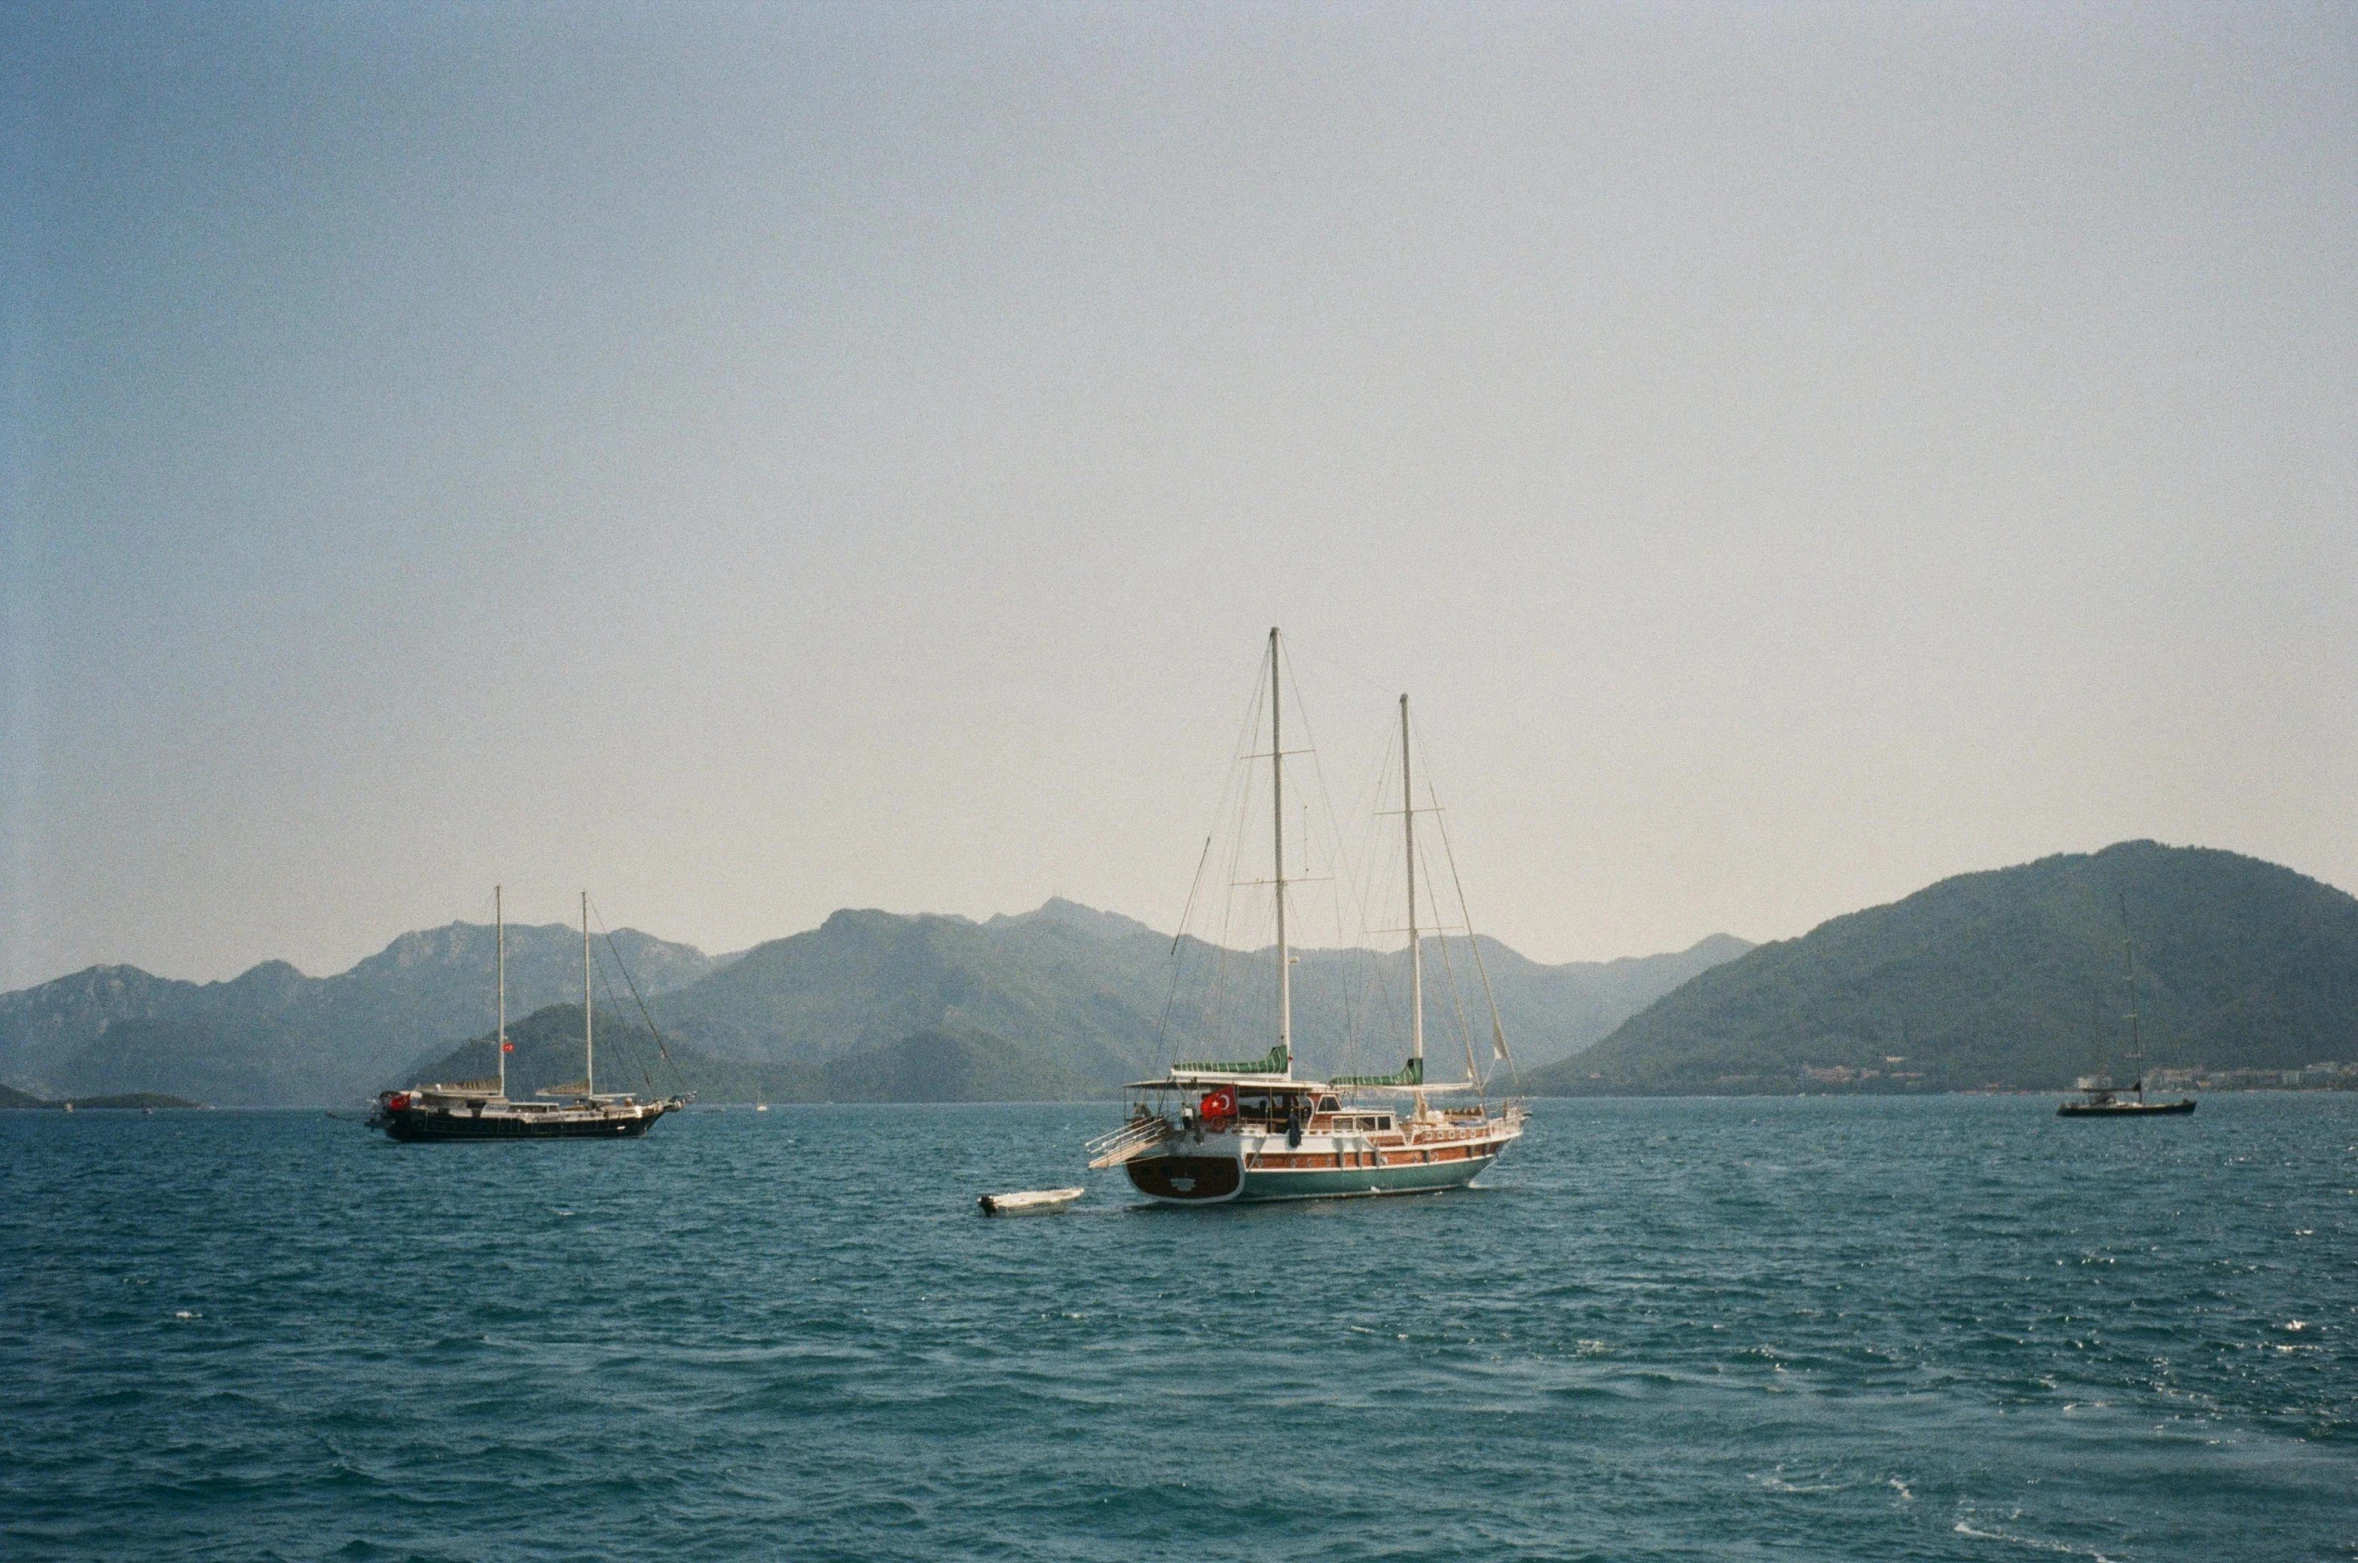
(1528, 842, 2358, 1095)
(398, 1003, 777, 1103)
(402, 1006, 1098, 1104)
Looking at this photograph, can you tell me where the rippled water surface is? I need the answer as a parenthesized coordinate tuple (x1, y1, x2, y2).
(4, 1095, 2354, 1560)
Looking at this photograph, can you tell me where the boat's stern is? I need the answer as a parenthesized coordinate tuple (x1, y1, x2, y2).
(1124, 1149, 1244, 1203)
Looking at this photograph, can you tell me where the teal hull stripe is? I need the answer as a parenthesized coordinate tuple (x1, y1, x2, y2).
(1233, 1156, 1494, 1202)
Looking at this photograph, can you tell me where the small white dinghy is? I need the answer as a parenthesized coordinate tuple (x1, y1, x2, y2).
(978, 1186, 1085, 1217)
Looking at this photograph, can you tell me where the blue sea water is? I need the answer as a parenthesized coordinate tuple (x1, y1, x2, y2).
(3, 1094, 2353, 1562)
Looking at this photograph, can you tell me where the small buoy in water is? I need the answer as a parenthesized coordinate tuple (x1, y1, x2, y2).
(978, 1187, 1085, 1217)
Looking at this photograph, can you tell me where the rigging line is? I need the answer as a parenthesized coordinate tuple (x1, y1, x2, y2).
(1280, 644, 1357, 943)
(590, 899, 689, 1096)
(1429, 774, 1519, 1097)
(1351, 720, 1399, 933)
(1170, 835, 1214, 957)
(1154, 832, 1216, 1052)
(1217, 632, 1273, 911)
(1421, 837, 1483, 1093)
(1281, 639, 1373, 1071)
(1332, 707, 1399, 1075)
(596, 969, 656, 1093)
(1333, 773, 1384, 1075)
(1315, 873, 1354, 1075)
(1344, 733, 1411, 1079)
(1171, 659, 1266, 1060)
(1314, 757, 1370, 1071)
(1203, 700, 1261, 1059)
(1346, 725, 1397, 1051)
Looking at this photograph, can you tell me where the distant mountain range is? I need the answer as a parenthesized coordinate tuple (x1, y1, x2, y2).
(632, 898, 1750, 1097)
(1528, 842, 2358, 1095)
(0, 897, 1748, 1105)
(35, 840, 2327, 1107)
(0, 923, 722, 1107)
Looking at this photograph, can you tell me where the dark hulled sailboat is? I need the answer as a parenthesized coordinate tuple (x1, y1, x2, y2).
(2059, 900, 2195, 1118)
(369, 890, 687, 1142)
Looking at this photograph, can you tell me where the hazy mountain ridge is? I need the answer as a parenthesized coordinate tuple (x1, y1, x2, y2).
(0, 923, 720, 1106)
(640, 899, 1750, 1092)
(1528, 842, 2358, 1095)
(647, 903, 1185, 1086)
(0, 897, 1747, 1105)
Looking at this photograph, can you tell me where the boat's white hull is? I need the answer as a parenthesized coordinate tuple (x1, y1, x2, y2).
(1125, 1118, 1521, 1205)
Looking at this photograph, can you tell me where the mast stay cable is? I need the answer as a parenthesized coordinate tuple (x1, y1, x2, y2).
(589, 899, 694, 1099)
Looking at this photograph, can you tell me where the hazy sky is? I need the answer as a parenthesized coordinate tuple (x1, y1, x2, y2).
(3, 2, 2352, 989)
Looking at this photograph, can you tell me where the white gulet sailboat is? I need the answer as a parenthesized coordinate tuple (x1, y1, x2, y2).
(1088, 629, 1525, 1203)
(369, 890, 688, 1141)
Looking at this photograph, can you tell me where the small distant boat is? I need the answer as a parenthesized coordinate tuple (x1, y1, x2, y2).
(369, 888, 687, 1143)
(978, 1187, 1085, 1216)
(2059, 1093, 2195, 1117)
(2059, 900, 2195, 1119)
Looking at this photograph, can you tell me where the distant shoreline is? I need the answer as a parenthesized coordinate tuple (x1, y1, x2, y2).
(0, 1087, 205, 1111)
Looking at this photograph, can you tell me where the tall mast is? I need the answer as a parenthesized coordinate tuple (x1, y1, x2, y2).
(582, 891, 594, 1097)
(495, 885, 506, 1098)
(2120, 894, 2141, 1089)
(1270, 627, 1290, 1075)
(1402, 693, 1423, 1069)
